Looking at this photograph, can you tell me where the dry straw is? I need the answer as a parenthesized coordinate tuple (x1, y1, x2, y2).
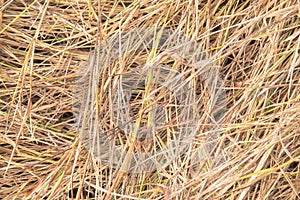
(74, 27, 226, 174)
(0, 0, 299, 199)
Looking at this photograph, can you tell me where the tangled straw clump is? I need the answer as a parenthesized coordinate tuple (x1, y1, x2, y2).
(74, 27, 226, 174)
(0, 0, 299, 199)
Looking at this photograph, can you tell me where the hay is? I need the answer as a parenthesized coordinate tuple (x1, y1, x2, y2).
(0, 0, 299, 199)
